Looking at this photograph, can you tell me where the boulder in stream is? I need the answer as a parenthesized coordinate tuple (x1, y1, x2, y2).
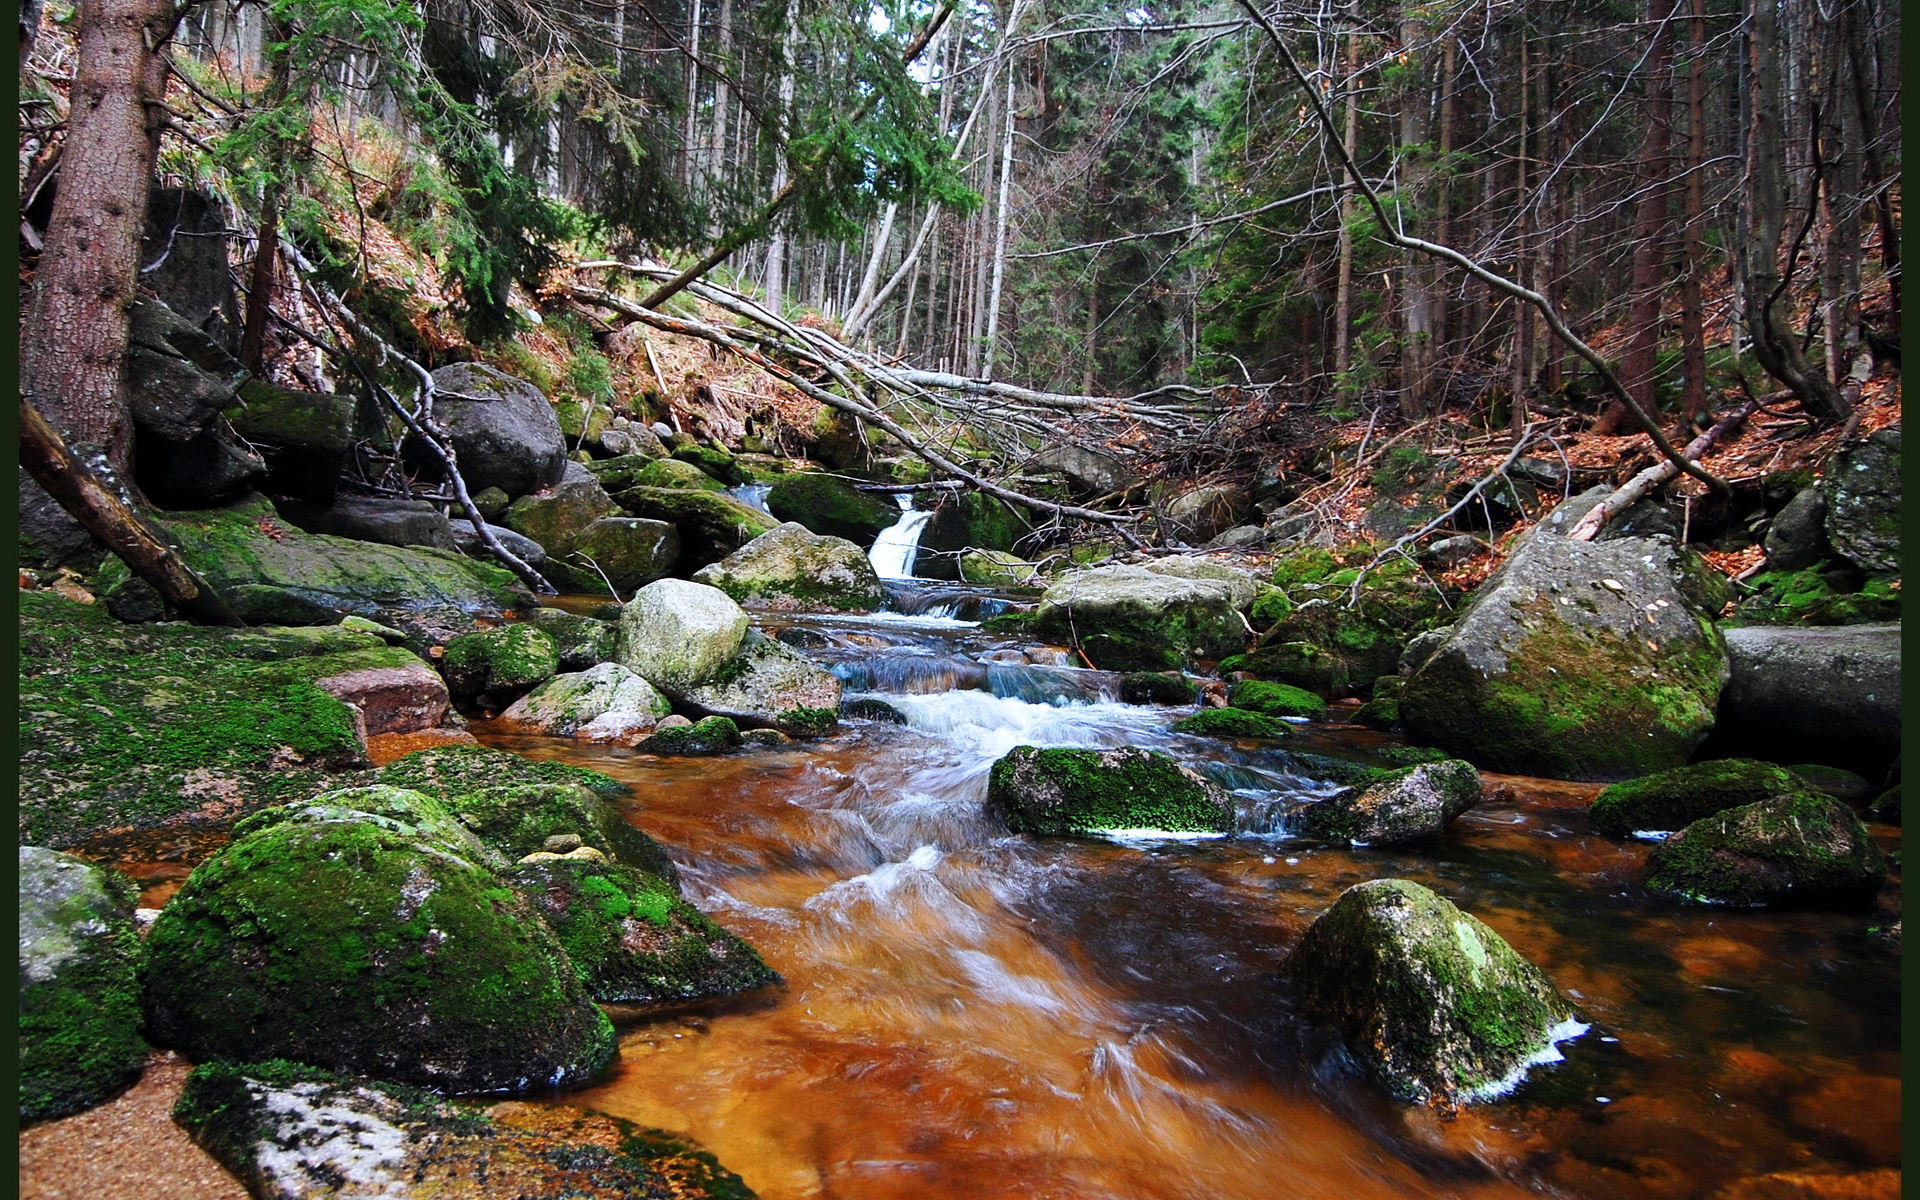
(693, 522, 887, 612)
(503, 462, 623, 558)
(1716, 624, 1900, 756)
(765, 471, 901, 543)
(523, 608, 618, 671)
(1644, 792, 1887, 907)
(141, 817, 618, 1093)
(1286, 878, 1580, 1104)
(1228, 679, 1327, 719)
(1172, 707, 1292, 739)
(607, 487, 780, 569)
(1588, 759, 1808, 838)
(987, 746, 1234, 836)
(565, 517, 682, 594)
(19, 847, 147, 1123)
(1297, 759, 1482, 845)
(1399, 488, 1731, 780)
(617, 579, 752, 691)
(1031, 564, 1247, 670)
(672, 631, 843, 736)
(440, 624, 560, 706)
(499, 662, 673, 740)
(640, 715, 743, 756)
(173, 1059, 756, 1200)
(1822, 425, 1900, 573)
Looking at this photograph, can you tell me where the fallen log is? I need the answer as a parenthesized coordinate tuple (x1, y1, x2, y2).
(1566, 400, 1761, 543)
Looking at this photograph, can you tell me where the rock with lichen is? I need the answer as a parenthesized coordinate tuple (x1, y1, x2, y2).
(986, 745, 1234, 836)
(1588, 759, 1808, 837)
(1298, 759, 1482, 845)
(1644, 792, 1887, 907)
(692, 522, 887, 612)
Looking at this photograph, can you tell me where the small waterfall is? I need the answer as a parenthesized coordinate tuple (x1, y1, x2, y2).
(869, 494, 934, 580)
(725, 482, 773, 514)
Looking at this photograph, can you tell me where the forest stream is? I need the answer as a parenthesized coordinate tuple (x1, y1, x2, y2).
(453, 595, 1900, 1200)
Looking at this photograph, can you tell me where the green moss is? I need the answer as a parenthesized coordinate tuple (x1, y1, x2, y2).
(841, 698, 907, 724)
(672, 444, 747, 485)
(1119, 672, 1200, 705)
(376, 744, 628, 803)
(1590, 759, 1807, 837)
(19, 862, 146, 1124)
(1351, 696, 1402, 730)
(980, 610, 1040, 634)
(640, 716, 741, 756)
(986, 746, 1232, 835)
(765, 473, 901, 543)
(1644, 791, 1887, 906)
(1228, 680, 1328, 719)
(775, 706, 840, 738)
(442, 625, 560, 698)
(1172, 707, 1292, 739)
(612, 1126, 759, 1200)
(1376, 745, 1452, 768)
(1732, 565, 1901, 626)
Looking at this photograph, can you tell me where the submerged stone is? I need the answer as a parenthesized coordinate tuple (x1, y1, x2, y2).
(1286, 879, 1578, 1103)
(1644, 792, 1887, 907)
(986, 746, 1234, 836)
(1589, 759, 1807, 837)
(19, 847, 147, 1123)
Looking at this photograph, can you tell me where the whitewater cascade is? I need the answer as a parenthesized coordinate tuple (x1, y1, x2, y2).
(868, 494, 934, 580)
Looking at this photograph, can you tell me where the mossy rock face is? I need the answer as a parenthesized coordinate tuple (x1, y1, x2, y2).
(606, 487, 781, 569)
(562, 518, 682, 595)
(986, 746, 1234, 836)
(1031, 565, 1246, 669)
(671, 444, 747, 485)
(142, 820, 618, 1093)
(1286, 879, 1577, 1103)
(765, 473, 901, 544)
(173, 1059, 759, 1200)
(619, 457, 726, 492)
(231, 785, 503, 869)
(1730, 564, 1901, 626)
(960, 550, 1041, 587)
(503, 468, 623, 557)
(1351, 697, 1402, 730)
(640, 716, 742, 757)
(1297, 760, 1482, 845)
(1644, 792, 1887, 907)
(1228, 680, 1327, 719)
(841, 697, 907, 724)
(442, 625, 560, 704)
(1785, 764, 1876, 801)
(506, 859, 779, 1007)
(1244, 569, 1453, 700)
(916, 494, 1034, 582)
(1401, 492, 1730, 781)
(19, 847, 147, 1124)
(499, 663, 672, 741)
(136, 494, 528, 624)
(617, 579, 752, 692)
(1172, 707, 1292, 739)
(227, 381, 356, 506)
(670, 632, 843, 736)
(374, 744, 629, 803)
(524, 608, 618, 672)
(1821, 424, 1899, 574)
(1119, 672, 1199, 706)
(445, 782, 680, 885)
(18, 592, 378, 847)
(1589, 759, 1807, 838)
(692, 523, 887, 613)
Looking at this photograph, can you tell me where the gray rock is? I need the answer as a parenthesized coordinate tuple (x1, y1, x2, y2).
(498, 662, 672, 740)
(140, 187, 242, 352)
(1140, 556, 1260, 610)
(1645, 792, 1887, 907)
(1163, 484, 1251, 545)
(523, 608, 616, 671)
(986, 745, 1234, 836)
(283, 497, 459, 552)
(1762, 487, 1832, 571)
(1398, 627, 1451, 675)
(674, 631, 842, 736)
(566, 517, 681, 594)
(692, 522, 887, 612)
(1205, 524, 1269, 551)
(228, 381, 357, 506)
(125, 298, 240, 443)
(1719, 623, 1900, 753)
(617, 578, 751, 691)
(472, 486, 512, 521)
(1400, 488, 1731, 780)
(418, 363, 568, 497)
(19, 847, 146, 1123)
(503, 461, 622, 557)
(1285, 879, 1578, 1103)
(1298, 760, 1483, 845)
(1030, 444, 1130, 496)
(157, 429, 266, 505)
(1418, 535, 1487, 570)
(1031, 564, 1247, 671)
(1823, 426, 1900, 572)
(450, 521, 549, 569)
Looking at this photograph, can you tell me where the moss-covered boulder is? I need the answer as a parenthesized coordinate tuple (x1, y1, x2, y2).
(374, 743, 629, 803)
(507, 858, 779, 1007)
(1031, 564, 1246, 671)
(611, 457, 725, 492)
(606, 487, 781, 569)
(671, 443, 746, 485)
(1119, 672, 1199, 705)
(1400, 490, 1731, 780)
(640, 716, 742, 756)
(441, 625, 560, 704)
(173, 1059, 758, 1200)
(1297, 760, 1482, 845)
(1228, 680, 1327, 719)
(19, 592, 385, 847)
(617, 579, 752, 692)
(1231, 559, 1452, 698)
(125, 494, 528, 624)
(499, 663, 673, 740)
(231, 785, 501, 867)
(986, 746, 1234, 836)
(1589, 759, 1808, 838)
(1172, 707, 1292, 739)
(959, 549, 1041, 586)
(673, 632, 842, 736)
(524, 608, 618, 671)
(1286, 879, 1579, 1103)
(1644, 793, 1887, 907)
(225, 380, 356, 506)
(19, 847, 147, 1123)
(142, 820, 618, 1092)
(1822, 424, 1899, 573)
(415, 363, 568, 498)
(916, 494, 1033, 582)
(765, 472, 901, 544)
(692, 522, 887, 612)
(561, 518, 682, 594)
(503, 464, 623, 559)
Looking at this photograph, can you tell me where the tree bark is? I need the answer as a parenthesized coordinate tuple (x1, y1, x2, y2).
(1396, 6, 1434, 419)
(20, 0, 178, 475)
(1603, 4, 1674, 434)
(1677, 0, 1709, 425)
(1332, 18, 1359, 383)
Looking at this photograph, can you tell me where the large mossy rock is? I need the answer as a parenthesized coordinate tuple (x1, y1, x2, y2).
(1228, 679, 1327, 719)
(986, 746, 1234, 836)
(441, 625, 560, 704)
(279, 497, 458, 552)
(563, 518, 682, 594)
(640, 716, 743, 756)
(1717, 624, 1901, 756)
(174, 1060, 759, 1200)
(1400, 490, 1730, 780)
(225, 380, 356, 506)
(1286, 879, 1578, 1103)
(415, 363, 568, 497)
(1589, 759, 1808, 838)
(1162, 484, 1251, 545)
(1297, 760, 1482, 845)
(523, 608, 618, 671)
(503, 462, 623, 558)
(610, 456, 723, 492)
(1222, 552, 1454, 698)
(1031, 564, 1247, 671)
(19, 847, 147, 1123)
(142, 819, 618, 1093)
(1171, 707, 1292, 739)
(916, 494, 1033, 581)
(506, 858, 779, 1007)
(18, 592, 392, 847)
(765, 472, 901, 544)
(617, 579, 751, 692)
(692, 522, 887, 612)
(1644, 793, 1887, 907)
(607, 487, 781, 569)
(133, 494, 528, 625)
(673, 631, 842, 736)
(499, 663, 673, 740)
(1822, 425, 1899, 573)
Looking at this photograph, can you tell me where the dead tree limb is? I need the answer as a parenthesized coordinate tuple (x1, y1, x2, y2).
(1232, 0, 1730, 499)
(19, 393, 245, 626)
(1566, 399, 1759, 542)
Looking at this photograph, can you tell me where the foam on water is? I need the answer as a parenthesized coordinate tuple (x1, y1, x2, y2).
(869, 494, 934, 580)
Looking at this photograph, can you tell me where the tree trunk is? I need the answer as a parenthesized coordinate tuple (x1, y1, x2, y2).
(1332, 19, 1359, 383)
(1818, 0, 1861, 386)
(1604, 4, 1674, 435)
(20, 0, 177, 475)
(1678, 0, 1709, 425)
(1396, 6, 1434, 419)
(982, 39, 1019, 378)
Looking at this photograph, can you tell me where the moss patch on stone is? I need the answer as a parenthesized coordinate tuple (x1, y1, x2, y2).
(1172, 707, 1292, 739)
(1227, 680, 1328, 719)
(1644, 792, 1887, 907)
(986, 746, 1233, 836)
(765, 473, 901, 543)
(442, 625, 560, 700)
(375, 744, 629, 803)
(1589, 759, 1807, 837)
(639, 716, 741, 757)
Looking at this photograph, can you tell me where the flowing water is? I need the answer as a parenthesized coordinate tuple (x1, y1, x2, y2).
(869, 495, 935, 580)
(478, 606, 1901, 1200)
